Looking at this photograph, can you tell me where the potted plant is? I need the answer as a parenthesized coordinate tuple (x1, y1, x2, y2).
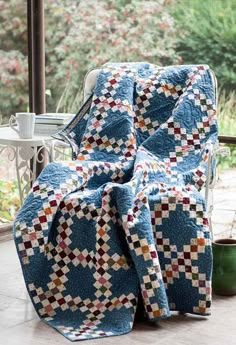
(212, 236, 236, 295)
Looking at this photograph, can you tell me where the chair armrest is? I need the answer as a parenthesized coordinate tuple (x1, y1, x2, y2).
(49, 139, 71, 161)
(207, 144, 230, 189)
(205, 142, 230, 213)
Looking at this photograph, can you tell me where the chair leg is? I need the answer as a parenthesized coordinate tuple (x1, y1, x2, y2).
(208, 215, 214, 242)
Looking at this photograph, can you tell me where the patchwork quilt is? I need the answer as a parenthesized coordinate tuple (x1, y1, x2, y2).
(14, 63, 218, 341)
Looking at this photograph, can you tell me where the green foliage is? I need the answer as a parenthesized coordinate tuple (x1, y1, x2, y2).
(172, 0, 236, 169)
(172, 0, 236, 91)
(0, 0, 180, 117)
(217, 90, 236, 169)
(0, 1, 28, 121)
(45, 0, 181, 112)
(0, 179, 20, 223)
(218, 144, 236, 170)
(218, 90, 236, 136)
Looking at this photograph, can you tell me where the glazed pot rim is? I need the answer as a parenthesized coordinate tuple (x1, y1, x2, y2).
(213, 238, 236, 246)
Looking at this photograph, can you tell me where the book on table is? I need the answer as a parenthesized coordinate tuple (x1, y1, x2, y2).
(34, 113, 74, 135)
(34, 124, 64, 135)
(35, 113, 74, 125)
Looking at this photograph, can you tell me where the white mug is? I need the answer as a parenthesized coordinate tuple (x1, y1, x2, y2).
(10, 113, 35, 139)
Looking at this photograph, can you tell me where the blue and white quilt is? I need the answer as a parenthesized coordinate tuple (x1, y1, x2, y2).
(14, 63, 217, 341)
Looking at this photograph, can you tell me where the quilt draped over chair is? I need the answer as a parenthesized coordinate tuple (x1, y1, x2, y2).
(14, 63, 217, 341)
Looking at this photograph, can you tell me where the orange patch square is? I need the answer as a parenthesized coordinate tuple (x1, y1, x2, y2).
(162, 85, 168, 92)
(198, 238, 205, 246)
(98, 228, 105, 236)
(139, 120, 145, 127)
(44, 207, 52, 215)
(153, 309, 161, 317)
(77, 155, 85, 160)
(142, 245, 150, 254)
(54, 278, 62, 286)
(199, 307, 206, 313)
(166, 271, 173, 277)
(113, 299, 120, 306)
(118, 258, 125, 266)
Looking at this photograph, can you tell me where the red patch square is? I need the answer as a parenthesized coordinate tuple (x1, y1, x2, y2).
(109, 79, 117, 85)
(150, 251, 157, 258)
(33, 185, 40, 192)
(39, 215, 47, 223)
(50, 200, 57, 207)
(191, 245, 198, 252)
(58, 298, 66, 305)
(174, 128, 181, 134)
(161, 204, 169, 210)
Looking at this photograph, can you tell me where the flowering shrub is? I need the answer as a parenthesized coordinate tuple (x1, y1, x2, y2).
(46, 0, 180, 112)
(0, 0, 180, 117)
(0, 1, 28, 120)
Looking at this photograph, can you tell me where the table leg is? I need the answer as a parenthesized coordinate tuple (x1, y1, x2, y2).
(15, 146, 24, 206)
(32, 147, 37, 183)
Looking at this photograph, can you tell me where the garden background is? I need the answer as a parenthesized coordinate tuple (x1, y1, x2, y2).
(0, 0, 235, 222)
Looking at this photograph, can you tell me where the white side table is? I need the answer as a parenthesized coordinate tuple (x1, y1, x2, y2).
(0, 126, 52, 205)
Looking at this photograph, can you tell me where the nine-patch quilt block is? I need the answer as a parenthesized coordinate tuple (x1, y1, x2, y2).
(14, 63, 217, 341)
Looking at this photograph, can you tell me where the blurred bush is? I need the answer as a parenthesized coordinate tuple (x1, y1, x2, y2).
(0, 1, 28, 120)
(0, 179, 20, 223)
(45, 0, 181, 112)
(217, 90, 236, 169)
(172, 0, 236, 91)
(218, 90, 236, 136)
(0, 0, 180, 117)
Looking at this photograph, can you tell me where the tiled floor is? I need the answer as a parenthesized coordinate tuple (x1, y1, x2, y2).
(0, 169, 236, 344)
(211, 169, 236, 240)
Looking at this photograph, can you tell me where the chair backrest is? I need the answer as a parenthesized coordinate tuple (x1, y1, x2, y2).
(83, 69, 100, 102)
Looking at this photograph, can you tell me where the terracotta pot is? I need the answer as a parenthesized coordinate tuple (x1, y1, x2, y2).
(212, 238, 236, 296)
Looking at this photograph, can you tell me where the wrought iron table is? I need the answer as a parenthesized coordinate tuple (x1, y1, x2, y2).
(0, 126, 52, 204)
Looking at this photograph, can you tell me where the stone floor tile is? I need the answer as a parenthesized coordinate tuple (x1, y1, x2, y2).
(0, 240, 20, 275)
(213, 187, 236, 211)
(211, 209, 235, 236)
(0, 268, 30, 301)
(0, 294, 37, 329)
(214, 230, 233, 240)
(0, 319, 69, 345)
